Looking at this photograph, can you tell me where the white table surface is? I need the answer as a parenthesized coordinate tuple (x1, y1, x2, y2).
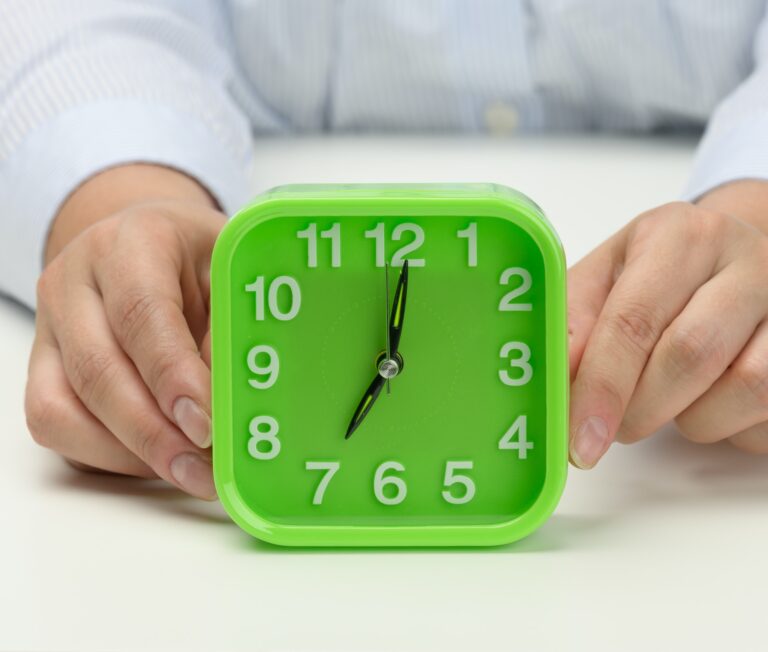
(3, 135, 767, 652)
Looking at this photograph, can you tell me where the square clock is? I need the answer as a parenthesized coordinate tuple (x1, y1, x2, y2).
(211, 183, 567, 547)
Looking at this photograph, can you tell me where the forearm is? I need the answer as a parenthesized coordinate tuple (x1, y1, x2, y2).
(695, 182, 768, 235)
(45, 164, 217, 264)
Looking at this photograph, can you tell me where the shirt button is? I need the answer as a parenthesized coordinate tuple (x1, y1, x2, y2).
(484, 101, 520, 135)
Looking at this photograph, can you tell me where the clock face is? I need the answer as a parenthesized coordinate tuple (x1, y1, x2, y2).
(212, 185, 567, 546)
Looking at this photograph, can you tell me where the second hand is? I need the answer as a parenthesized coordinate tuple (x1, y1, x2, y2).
(384, 262, 391, 394)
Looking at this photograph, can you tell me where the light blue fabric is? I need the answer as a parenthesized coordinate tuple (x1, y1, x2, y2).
(1, 0, 768, 308)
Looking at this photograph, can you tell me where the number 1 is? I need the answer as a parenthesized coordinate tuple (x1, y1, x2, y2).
(297, 223, 341, 267)
(457, 222, 477, 267)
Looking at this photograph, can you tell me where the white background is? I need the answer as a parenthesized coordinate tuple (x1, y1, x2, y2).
(2, 136, 767, 652)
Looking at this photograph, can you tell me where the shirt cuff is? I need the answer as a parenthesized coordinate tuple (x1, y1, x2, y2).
(0, 99, 252, 310)
(683, 117, 768, 202)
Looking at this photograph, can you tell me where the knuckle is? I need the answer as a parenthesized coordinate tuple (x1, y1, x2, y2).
(729, 426, 768, 454)
(577, 371, 626, 415)
(754, 239, 768, 269)
(35, 261, 62, 307)
(87, 218, 120, 256)
(132, 417, 165, 466)
(733, 354, 768, 408)
(116, 290, 161, 348)
(606, 301, 664, 356)
(674, 416, 712, 444)
(25, 390, 65, 449)
(147, 348, 181, 395)
(664, 325, 726, 378)
(69, 347, 117, 404)
(693, 207, 728, 238)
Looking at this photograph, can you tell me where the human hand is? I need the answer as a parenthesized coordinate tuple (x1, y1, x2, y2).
(568, 195, 768, 468)
(25, 165, 225, 499)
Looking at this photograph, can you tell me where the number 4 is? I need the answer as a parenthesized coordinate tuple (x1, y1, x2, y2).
(499, 415, 533, 459)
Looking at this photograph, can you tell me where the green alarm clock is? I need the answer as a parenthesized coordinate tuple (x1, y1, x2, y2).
(211, 183, 567, 547)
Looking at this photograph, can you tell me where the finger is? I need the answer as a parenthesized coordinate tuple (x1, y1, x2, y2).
(569, 209, 722, 468)
(676, 319, 768, 443)
(25, 318, 155, 477)
(728, 421, 768, 454)
(50, 281, 216, 499)
(95, 219, 212, 448)
(567, 236, 622, 381)
(618, 262, 767, 442)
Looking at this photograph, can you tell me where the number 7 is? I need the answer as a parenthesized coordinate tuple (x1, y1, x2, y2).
(305, 461, 341, 505)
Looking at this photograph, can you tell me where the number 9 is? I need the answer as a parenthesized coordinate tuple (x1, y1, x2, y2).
(247, 345, 279, 389)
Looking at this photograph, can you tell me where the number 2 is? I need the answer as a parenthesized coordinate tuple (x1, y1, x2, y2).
(498, 268, 532, 311)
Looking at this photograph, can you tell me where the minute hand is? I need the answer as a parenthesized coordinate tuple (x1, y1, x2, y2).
(388, 259, 409, 357)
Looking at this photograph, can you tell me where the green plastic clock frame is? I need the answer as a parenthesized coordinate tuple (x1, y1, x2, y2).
(211, 183, 568, 547)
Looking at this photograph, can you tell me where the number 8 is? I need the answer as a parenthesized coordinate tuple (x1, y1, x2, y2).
(247, 416, 281, 460)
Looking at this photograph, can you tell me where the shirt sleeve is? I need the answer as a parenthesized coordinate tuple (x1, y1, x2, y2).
(684, 5, 768, 201)
(0, 0, 254, 310)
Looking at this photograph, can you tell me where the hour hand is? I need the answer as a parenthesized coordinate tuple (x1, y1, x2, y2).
(388, 259, 409, 356)
(345, 373, 386, 439)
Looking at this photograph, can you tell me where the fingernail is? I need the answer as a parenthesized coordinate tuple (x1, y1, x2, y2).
(170, 452, 216, 500)
(570, 416, 610, 469)
(173, 396, 211, 448)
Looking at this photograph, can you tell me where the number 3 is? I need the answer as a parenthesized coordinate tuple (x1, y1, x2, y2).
(499, 342, 532, 386)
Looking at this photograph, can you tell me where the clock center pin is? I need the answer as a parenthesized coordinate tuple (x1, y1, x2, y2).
(378, 357, 400, 379)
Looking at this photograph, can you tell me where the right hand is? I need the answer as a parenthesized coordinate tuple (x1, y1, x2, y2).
(25, 192, 226, 499)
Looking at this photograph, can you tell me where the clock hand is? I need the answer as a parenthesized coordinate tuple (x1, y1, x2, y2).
(345, 372, 386, 439)
(388, 259, 409, 358)
(345, 260, 409, 440)
(384, 262, 392, 394)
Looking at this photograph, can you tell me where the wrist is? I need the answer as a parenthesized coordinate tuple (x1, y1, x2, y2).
(695, 180, 768, 235)
(45, 164, 217, 264)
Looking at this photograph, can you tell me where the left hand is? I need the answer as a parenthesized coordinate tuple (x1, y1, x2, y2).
(568, 200, 768, 468)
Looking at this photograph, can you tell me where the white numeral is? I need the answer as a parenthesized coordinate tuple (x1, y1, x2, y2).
(247, 416, 280, 460)
(499, 415, 533, 459)
(441, 461, 476, 504)
(373, 461, 407, 505)
(391, 223, 425, 267)
(246, 345, 279, 389)
(364, 223, 426, 267)
(305, 461, 340, 505)
(499, 342, 533, 386)
(364, 223, 386, 267)
(297, 223, 341, 267)
(245, 275, 301, 321)
(457, 222, 477, 267)
(499, 268, 532, 311)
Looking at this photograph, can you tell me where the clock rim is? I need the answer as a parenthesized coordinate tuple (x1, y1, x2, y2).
(210, 183, 568, 547)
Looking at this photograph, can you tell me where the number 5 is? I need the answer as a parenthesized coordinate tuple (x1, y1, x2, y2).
(442, 461, 476, 505)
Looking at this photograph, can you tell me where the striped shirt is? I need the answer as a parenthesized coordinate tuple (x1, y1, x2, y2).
(1, 0, 768, 308)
